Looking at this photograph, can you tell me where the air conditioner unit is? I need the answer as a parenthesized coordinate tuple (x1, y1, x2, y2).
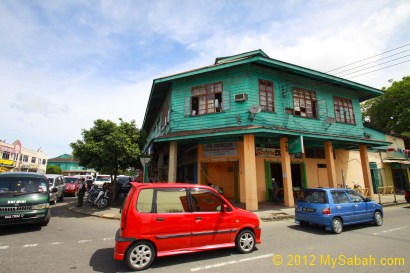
(234, 93, 248, 102)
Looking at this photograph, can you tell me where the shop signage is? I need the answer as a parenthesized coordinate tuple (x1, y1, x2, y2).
(203, 142, 237, 157)
(288, 135, 304, 154)
(255, 147, 281, 157)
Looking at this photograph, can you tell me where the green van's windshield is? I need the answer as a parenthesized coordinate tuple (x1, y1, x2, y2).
(0, 177, 48, 194)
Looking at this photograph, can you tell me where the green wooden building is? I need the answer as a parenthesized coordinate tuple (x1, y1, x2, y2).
(142, 50, 391, 210)
(47, 154, 95, 176)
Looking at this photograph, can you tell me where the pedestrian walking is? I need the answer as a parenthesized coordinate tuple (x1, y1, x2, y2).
(271, 178, 280, 204)
(76, 178, 87, 207)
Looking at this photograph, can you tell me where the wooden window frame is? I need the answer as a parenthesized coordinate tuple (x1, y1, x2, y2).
(259, 79, 274, 112)
(161, 102, 169, 129)
(333, 97, 356, 125)
(292, 87, 318, 118)
(190, 82, 223, 116)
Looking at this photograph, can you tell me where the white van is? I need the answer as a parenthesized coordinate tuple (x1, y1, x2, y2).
(93, 175, 111, 188)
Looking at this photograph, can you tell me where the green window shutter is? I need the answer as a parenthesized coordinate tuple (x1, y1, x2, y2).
(184, 97, 191, 116)
(222, 90, 231, 111)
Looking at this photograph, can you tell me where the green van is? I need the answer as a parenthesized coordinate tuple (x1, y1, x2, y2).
(0, 172, 50, 226)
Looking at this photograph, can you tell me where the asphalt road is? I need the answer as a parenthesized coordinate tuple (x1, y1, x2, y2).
(0, 197, 409, 273)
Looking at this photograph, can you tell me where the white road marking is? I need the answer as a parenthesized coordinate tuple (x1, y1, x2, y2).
(78, 240, 92, 244)
(372, 226, 408, 235)
(1, 237, 113, 250)
(190, 254, 273, 272)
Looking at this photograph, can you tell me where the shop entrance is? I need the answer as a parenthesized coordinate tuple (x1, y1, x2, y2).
(392, 168, 409, 192)
(269, 163, 304, 202)
(201, 161, 239, 201)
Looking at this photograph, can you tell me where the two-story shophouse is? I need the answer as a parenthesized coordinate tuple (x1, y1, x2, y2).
(141, 50, 391, 210)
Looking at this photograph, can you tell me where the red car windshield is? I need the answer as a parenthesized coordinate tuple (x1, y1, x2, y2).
(65, 178, 79, 183)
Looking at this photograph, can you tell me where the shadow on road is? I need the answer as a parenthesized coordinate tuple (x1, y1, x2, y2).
(287, 222, 378, 235)
(90, 246, 258, 272)
(90, 248, 128, 273)
(0, 223, 41, 235)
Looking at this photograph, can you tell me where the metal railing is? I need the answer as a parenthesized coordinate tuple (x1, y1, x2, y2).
(377, 186, 397, 204)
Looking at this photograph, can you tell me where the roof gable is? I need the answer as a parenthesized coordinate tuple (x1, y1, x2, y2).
(214, 49, 269, 64)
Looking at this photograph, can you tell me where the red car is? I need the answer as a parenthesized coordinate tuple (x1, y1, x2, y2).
(64, 176, 80, 196)
(405, 190, 410, 203)
(114, 183, 261, 271)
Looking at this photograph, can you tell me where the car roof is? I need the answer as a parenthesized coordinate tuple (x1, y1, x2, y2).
(0, 172, 46, 178)
(302, 188, 351, 192)
(129, 182, 216, 190)
(45, 174, 63, 178)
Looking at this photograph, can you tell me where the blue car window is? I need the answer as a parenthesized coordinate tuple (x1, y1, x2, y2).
(347, 191, 365, 203)
(299, 190, 327, 203)
(331, 191, 350, 204)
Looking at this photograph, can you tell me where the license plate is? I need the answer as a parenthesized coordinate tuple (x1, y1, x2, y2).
(302, 207, 316, 212)
(3, 214, 24, 219)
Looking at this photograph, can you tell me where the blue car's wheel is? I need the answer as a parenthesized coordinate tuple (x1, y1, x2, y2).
(373, 211, 383, 226)
(331, 217, 343, 234)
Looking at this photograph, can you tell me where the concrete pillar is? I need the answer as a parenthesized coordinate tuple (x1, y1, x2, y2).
(360, 145, 374, 199)
(158, 152, 164, 181)
(324, 141, 337, 188)
(243, 135, 258, 211)
(280, 137, 294, 207)
(197, 144, 203, 185)
(168, 141, 177, 183)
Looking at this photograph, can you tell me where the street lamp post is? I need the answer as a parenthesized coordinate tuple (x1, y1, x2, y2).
(140, 157, 151, 183)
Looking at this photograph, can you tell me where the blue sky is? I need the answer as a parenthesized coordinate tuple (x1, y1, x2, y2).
(0, 0, 409, 158)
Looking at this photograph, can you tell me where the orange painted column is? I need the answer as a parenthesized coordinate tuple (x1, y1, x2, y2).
(243, 135, 258, 211)
(168, 141, 177, 183)
(324, 141, 337, 188)
(280, 137, 294, 207)
(360, 145, 374, 199)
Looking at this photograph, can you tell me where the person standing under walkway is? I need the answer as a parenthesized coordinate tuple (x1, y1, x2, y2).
(271, 178, 280, 204)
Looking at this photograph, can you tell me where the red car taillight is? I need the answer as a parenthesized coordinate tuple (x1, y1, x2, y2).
(120, 188, 134, 230)
(322, 207, 331, 215)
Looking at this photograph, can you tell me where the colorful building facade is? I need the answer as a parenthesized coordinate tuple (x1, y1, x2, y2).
(142, 50, 392, 210)
(0, 139, 47, 174)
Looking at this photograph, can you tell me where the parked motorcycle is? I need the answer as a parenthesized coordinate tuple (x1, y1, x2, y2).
(94, 183, 111, 209)
(86, 185, 99, 204)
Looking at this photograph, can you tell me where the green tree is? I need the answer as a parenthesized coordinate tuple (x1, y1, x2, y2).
(46, 165, 62, 174)
(70, 119, 145, 201)
(362, 76, 410, 138)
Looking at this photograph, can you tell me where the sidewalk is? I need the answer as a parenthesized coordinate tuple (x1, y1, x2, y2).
(66, 194, 407, 222)
(66, 200, 297, 222)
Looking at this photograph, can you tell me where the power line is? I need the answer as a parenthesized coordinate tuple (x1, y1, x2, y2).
(284, 44, 410, 92)
(326, 43, 410, 73)
(332, 49, 410, 76)
(338, 55, 410, 78)
(346, 59, 410, 80)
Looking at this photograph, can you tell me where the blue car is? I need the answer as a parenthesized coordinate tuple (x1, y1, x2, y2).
(295, 188, 383, 234)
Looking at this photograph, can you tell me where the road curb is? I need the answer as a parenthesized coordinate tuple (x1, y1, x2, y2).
(381, 201, 408, 207)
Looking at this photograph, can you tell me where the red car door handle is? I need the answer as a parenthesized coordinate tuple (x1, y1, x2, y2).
(156, 217, 164, 221)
